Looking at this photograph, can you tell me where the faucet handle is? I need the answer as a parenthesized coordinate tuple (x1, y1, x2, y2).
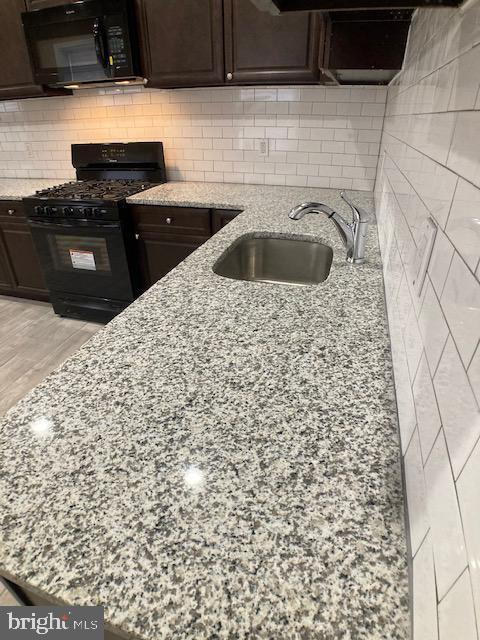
(340, 191, 369, 223)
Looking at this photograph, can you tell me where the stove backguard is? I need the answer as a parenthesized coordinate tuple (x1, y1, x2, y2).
(72, 142, 167, 183)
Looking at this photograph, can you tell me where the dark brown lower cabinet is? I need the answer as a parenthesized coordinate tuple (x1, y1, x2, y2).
(0, 201, 49, 300)
(212, 208, 242, 233)
(130, 205, 244, 291)
(131, 205, 212, 290)
(0, 236, 13, 294)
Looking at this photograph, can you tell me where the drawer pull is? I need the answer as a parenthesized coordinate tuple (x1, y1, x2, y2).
(7, 209, 15, 216)
(166, 217, 172, 224)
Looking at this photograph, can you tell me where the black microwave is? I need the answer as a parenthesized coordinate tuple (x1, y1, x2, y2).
(22, 0, 142, 87)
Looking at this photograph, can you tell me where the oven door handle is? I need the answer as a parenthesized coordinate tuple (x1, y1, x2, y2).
(28, 219, 121, 230)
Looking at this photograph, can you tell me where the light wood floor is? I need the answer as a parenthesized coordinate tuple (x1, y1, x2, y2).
(0, 296, 101, 606)
(0, 296, 101, 417)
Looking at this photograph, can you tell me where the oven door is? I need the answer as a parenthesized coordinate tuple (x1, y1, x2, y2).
(28, 217, 135, 302)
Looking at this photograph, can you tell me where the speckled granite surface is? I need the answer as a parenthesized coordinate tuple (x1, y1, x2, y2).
(0, 183, 408, 640)
(0, 178, 63, 200)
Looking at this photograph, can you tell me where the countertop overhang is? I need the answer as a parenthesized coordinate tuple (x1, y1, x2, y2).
(0, 179, 66, 200)
(0, 182, 408, 639)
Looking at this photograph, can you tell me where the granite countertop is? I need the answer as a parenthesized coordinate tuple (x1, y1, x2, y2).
(0, 182, 408, 639)
(0, 178, 65, 200)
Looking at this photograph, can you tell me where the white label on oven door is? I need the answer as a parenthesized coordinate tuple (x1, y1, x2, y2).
(70, 249, 96, 271)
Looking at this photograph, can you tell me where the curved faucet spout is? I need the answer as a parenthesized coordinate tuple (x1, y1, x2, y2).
(288, 201, 335, 220)
(288, 193, 369, 265)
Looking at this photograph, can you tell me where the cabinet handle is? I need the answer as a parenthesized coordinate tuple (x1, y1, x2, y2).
(166, 217, 172, 224)
(226, 72, 233, 81)
(135, 233, 140, 240)
(7, 209, 15, 215)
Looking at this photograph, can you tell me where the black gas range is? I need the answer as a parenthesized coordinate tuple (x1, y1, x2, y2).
(29, 179, 154, 221)
(23, 142, 167, 323)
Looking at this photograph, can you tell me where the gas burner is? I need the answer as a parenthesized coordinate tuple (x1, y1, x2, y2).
(35, 180, 153, 202)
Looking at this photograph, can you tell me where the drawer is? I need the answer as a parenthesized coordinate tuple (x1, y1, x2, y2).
(0, 200, 26, 221)
(131, 205, 211, 237)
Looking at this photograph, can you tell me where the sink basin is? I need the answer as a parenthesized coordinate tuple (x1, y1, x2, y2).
(213, 234, 333, 286)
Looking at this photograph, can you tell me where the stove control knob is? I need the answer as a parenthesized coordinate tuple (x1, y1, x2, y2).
(63, 207, 74, 216)
(93, 208, 101, 217)
(34, 206, 43, 215)
(45, 206, 53, 215)
(83, 207, 92, 217)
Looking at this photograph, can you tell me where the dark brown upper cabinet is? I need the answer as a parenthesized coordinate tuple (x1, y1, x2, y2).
(139, 0, 225, 89)
(140, 0, 325, 88)
(223, 0, 324, 84)
(325, 10, 411, 84)
(0, 0, 47, 100)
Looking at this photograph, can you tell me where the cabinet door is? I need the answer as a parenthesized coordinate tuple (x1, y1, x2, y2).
(140, 0, 224, 88)
(0, 0, 47, 100)
(223, 0, 323, 84)
(0, 235, 15, 293)
(131, 204, 211, 290)
(212, 209, 242, 234)
(0, 202, 48, 300)
(136, 233, 207, 289)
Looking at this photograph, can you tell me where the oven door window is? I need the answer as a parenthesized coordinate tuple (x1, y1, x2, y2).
(29, 220, 134, 302)
(29, 19, 109, 84)
(49, 235, 111, 274)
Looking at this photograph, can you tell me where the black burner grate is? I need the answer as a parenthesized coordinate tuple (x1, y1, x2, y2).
(35, 180, 154, 201)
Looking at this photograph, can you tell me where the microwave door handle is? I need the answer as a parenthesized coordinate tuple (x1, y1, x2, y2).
(93, 18, 110, 76)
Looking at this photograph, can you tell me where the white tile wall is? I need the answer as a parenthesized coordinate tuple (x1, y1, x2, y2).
(457, 438, 480, 637)
(413, 533, 438, 640)
(376, 2, 480, 638)
(438, 570, 478, 640)
(0, 85, 386, 189)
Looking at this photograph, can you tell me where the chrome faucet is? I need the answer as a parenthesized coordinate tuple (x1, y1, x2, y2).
(288, 191, 369, 264)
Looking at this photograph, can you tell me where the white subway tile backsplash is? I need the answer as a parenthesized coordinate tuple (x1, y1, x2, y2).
(438, 570, 478, 640)
(390, 332, 417, 452)
(448, 111, 480, 188)
(434, 336, 480, 479)
(424, 431, 467, 599)
(413, 353, 441, 462)
(404, 306, 425, 379)
(418, 281, 449, 374)
(0, 85, 386, 187)
(468, 343, 480, 406)
(405, 430, 429, 554)
(377, 8, 480, 634)
(413, 534, 438, 640)
(457, 438, 480, 636)
(449, 44, 480, 112)
(446, 178, 480, 273)
(428, 228, 455, 297)
(440, 253, 480, 367)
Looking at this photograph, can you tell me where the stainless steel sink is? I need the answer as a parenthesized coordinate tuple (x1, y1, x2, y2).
(213, 234, 333, 286)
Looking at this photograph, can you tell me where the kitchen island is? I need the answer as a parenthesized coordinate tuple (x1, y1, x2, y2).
(0, 183, 408, 639)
